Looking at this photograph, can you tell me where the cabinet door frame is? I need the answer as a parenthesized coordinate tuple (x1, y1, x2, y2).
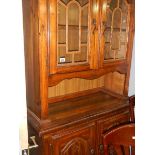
(100, 0, 135, 65)
(48, 0, 95, 75)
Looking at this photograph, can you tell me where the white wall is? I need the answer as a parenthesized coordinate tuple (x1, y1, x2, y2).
(128, 40, 135, 96)
(0, 1, 28, 154)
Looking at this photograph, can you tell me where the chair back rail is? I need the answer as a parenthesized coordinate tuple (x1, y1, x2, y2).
(103, 123, 135, 155)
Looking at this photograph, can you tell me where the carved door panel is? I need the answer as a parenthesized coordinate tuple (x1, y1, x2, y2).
(97, 111, 130, 155)
(50, 123, 96, 155)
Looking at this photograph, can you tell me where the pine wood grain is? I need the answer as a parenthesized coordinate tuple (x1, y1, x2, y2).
(104, 72, 125, 95)
(48, 76, 105, 97)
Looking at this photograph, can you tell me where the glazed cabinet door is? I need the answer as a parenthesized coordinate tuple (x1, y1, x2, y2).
(97, 111, 130, 155)
(49, 123, 96, 155)
(100, 0, 131, 62)
(49, 0, 99, 74)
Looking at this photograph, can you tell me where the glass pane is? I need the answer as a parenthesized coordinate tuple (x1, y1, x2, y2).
(57, 0, 89, 66)
(111, 31, 120, 50)
(106, 9, 112, 27)
(58, 3, 66, 25)
(122, 12, 127, 29)
(104, 30, 111, 43)
(74, 46, 87, 62)
(58, 3, 66, 44)
(109, 0, 118, 11)
(68, 3, 79, 25)
(120, 31, 127, 42)
(120, 0, 128, 29)
(76, 0, 88, 6)
(103, 0, 129, 61)
(68, 27, 79, 51)
(116, 43, 126, 59)
(81, 6, 88, 45)
(119, 0, 128, 12)
(60, 0, 71, 5)
(58, 28, 66, 44)
(81, 6, 88, 26)
(58, 46, 72, 64)
(68, 3, 79, 51)
(81, 28, 88, 43)
(104, 43, 114, 60)
(113, 9, 121, 29)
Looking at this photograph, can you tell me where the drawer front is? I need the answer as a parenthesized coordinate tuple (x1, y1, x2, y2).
(49, 123, 96, 155)
(97, 111, 130, 155)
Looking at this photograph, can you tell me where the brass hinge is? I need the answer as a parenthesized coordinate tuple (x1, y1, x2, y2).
(50, 144, 53, 155)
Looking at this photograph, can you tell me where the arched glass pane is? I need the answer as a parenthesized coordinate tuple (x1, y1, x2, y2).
(104, 9, 113, 60)
(60, 0, 71, 5)
(76, 0, 88, 6)
(111, 9, 121, 51)
(68, 3, 79, 25)
(106, 9, 112, 27)
(58, 3, 66, 25)
(104, 0, 129, 61)
(116, 0, 129, 59)
(68, 3, 79, 51)
(113, 9, 121, 29)
(57, 0, 89, 65)
(81, 6, 88, 43)
(58, 3, 66, 44)
(109, 0, 118, 11)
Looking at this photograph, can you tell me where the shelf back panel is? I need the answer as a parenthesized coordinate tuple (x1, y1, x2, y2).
(104, 72, 125, 95)
(48, 76, 105, 98)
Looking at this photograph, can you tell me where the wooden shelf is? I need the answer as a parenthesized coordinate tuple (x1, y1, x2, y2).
(105, 42, 126, 45)
(58, 43, 87, 46)
(48, 90, 128, 124)
(58, 61, 72, 64)
(58, 24, 88, 30)
(104, 58, 126, 62)
(105, 27, 126, 32)
(68, 49, 79, 52)
(58, 43, 66, 47)
(75, 60, 87, 63)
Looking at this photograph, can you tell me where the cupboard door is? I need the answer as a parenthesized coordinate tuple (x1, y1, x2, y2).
(49, 0, 99, 74)
(101, 0, 131, 62)
(50, 123, 96, 155)
(97, 111, 130, 155)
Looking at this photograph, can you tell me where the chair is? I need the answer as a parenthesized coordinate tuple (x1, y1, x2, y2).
(102, 123, 135, 155)
(129, 95, 135, 122)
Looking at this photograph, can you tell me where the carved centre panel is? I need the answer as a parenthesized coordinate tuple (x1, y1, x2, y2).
(60, 138, 88, 155)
